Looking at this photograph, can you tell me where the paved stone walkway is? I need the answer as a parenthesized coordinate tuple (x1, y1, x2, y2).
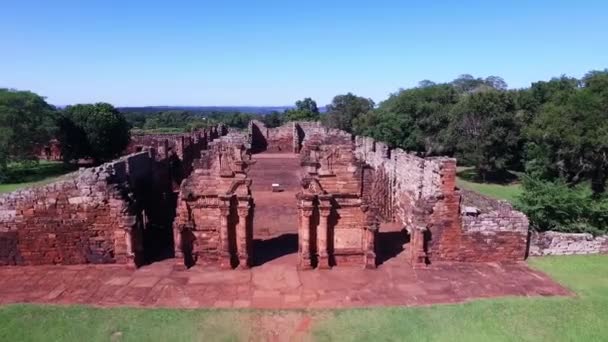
(0, 251, 571, 309)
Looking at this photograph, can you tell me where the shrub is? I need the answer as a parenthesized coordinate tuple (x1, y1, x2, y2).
(517, 176, 608, 235)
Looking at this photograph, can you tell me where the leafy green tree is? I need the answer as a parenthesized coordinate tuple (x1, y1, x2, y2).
(448, 91, 520, 180)
(418, 80, 436, 88)
(451, 74, 508, 93)
(214, 112, 256, 129)
(261, 111, 284, 128)
(284, 98, 320, 122)
(58, 103, 131, 163)
(484, 76, 508, 91)
(323, 93, 374, 133)
(0, 89, 56, 180)
(525, 71, 608, 193)
(355, 84, 458, 155)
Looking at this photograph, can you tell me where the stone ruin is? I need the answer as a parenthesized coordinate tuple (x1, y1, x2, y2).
(1, 120, 532, 269)
(0, 126, 226, 266)
(170, 120, 529, 269)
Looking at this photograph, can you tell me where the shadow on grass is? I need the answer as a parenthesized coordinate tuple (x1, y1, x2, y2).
(457, 167, 520, 185)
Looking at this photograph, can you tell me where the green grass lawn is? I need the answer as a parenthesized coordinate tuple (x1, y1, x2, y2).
(0, 161, 76, 194)
(1, 255, 607, 341)
(456, 178, 523, 204)
(456, 166, 523, 204)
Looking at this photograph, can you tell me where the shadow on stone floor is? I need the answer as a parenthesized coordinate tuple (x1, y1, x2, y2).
(376, 229, 409, 266)
(252, 233, 298, 266)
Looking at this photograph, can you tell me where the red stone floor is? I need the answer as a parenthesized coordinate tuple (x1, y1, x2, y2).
(0, 152, 572, 308)
(249, 153, 301, 240)
(0, 252, 571, 309)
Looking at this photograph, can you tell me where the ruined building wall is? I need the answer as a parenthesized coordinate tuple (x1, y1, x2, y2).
(173, 131, 253, 269)
(1, 125, 229, 267)
(354, 136, 528, 263)
(37, 139, 62, 161)
(297, 132, 375, 268)
(529, 231, 608, 256)
(0, 151, 161, 266)
(126, 125, 227, 184)
(249, 120, 295, 153)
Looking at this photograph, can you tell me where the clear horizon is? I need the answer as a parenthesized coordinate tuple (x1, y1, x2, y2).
(1, 0, 607, 107)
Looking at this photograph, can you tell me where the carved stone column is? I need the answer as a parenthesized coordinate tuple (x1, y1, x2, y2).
(364, 225, 378, 269)
(218, 201, 232, 269)
(298, 205, 314, 270)
(317, 203, 332, 269)
(236, 202, 250, 269)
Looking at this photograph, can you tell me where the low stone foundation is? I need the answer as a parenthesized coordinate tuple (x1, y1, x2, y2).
(529, 231, 608, 256)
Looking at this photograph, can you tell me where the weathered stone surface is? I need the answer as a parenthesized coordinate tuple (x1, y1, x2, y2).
(0, 126, 228, 266)
(173, 133, 253, 269)
(529, 231, 608, 256)
(2, 120, 533, 269)
(355, 136, 529, 264)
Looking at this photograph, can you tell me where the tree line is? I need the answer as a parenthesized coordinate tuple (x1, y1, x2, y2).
(320, 71, 608, 235)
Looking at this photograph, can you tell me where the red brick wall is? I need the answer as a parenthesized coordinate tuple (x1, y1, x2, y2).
(426, 163, 528, 262)
(0, 153, 156, 265)
(354, 136, 529, 264)
(250, 121, 296, 153)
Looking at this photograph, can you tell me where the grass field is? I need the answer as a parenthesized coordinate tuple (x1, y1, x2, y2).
(0, 161, 76, 194)
(456, 167, 523, 204)
(1, 255, 606, 341)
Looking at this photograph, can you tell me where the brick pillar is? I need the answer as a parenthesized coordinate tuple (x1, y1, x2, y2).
(317, 204, 332, 269)
(219, 202, 232, 269)
(298, 205, 314, 270)
(364, 225, 378, 269)
(409, 227, 428, 268)
(236, 202, 250, 269)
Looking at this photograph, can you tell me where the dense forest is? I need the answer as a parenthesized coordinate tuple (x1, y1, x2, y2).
(1, 69, 608, 235)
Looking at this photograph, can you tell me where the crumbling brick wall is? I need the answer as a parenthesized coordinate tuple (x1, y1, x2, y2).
(0, 151, 159, 265)
(298, 133, 375, 268)
(354, 136, 529, 263)
(126, 126, 227, 186)
(249, 120, 295, 153)
(529, 231, 608, 256)
(173, 132, 253, 269)
(37, 139, 62, 161)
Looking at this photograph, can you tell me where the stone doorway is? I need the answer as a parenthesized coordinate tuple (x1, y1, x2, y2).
(133, 183, 178, 266)
(248, 152, 301, 266)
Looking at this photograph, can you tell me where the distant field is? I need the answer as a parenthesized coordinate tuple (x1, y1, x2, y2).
(456, 167, 523, 204)
(0, 161, 75, 194)
(1, 255, 607, 341)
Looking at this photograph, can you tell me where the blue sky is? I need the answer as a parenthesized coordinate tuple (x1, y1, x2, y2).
(1, 0, 607, 106)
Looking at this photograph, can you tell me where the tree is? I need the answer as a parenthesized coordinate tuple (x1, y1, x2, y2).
(324, 93, 374, 132)
(525, 73, 608, 194)
(261, 111, 284, 128)
(418, 80, 436, 88)
(448, 91, 520, 180)
(451, 74, 484, 93)
(452, 74, 508, 93)
(284, 98, 320, 122)
(58, 103, 131, 163)
(355, 84, 458, 155)
(484, 76, 508, 91)
(0, 89, 56, 180)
